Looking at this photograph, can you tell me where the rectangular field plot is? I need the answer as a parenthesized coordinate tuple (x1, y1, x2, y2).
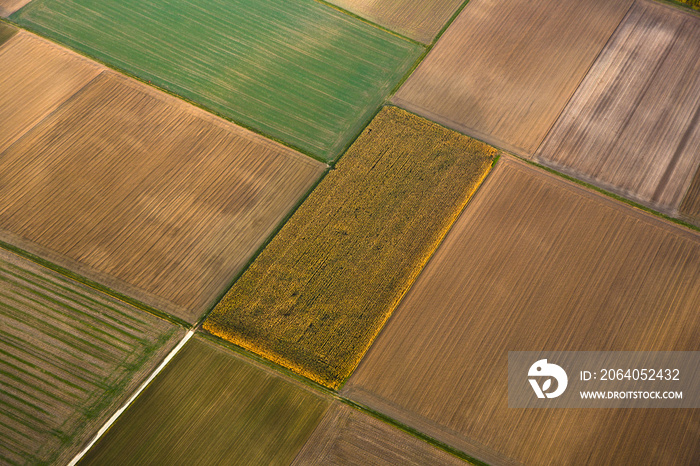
(535, 0, 700, 215)
(324, 0, 464, 43)
(292, 402, 465, 465)
(78, 336, 330, 466)
(12, 0, 422, 161)
(392, 0, 633, 156)
(343, 159, 700, 465)
(204, 107, 497, 388)
(0, 71, 325, 324)
(0, 31, 101, 154)
(0, 247, 183, 466)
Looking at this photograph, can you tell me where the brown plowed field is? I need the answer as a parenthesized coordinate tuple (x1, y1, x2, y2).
(292, 402, 465, 465)
(344, 158, 700, 465)
(535, 0, 700, 215)
(324, 0, 464, 43)
(0, 71, 325, 323)
(0, 31, 102, 153)
(391, 0, 634, 156)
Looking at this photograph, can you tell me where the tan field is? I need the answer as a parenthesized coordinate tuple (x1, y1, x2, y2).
(391, 0, 634, 156)
(0, 0, 32, 16)
(0, 246, 183, 465)
(204, 106, 496, 388)
(292, 402, 466, 465)
(535, 0, 700, 215)
(344, 158, 700, 465)
(0, 31, 102, 153)
(0, 71, 325, 323)
(325, 0, 464, 43)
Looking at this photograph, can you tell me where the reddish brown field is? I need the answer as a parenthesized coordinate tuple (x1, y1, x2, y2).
(391, 0, 634, 156)
(535, 0, 700, 216)
(0, 31, 102, 153)
(0, 71, 325, 323)
(344, 158, 700, 465)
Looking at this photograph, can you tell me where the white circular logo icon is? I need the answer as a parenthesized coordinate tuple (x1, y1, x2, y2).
(528, 359, 568, 398)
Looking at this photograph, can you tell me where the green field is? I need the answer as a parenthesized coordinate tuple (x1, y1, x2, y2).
(205, 107, 497, 388)
(0, 246, 183, 465)
(12, 0, 422, 161)
(79, 336, 329, 465)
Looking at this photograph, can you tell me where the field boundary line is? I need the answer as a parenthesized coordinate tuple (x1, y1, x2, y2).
(531, 0, 636, 157)
(67, 329, 195, 466)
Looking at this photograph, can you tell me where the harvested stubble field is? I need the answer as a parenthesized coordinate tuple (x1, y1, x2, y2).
(0, 31, 101, 154)
(0, 71, 325, 324)
(535, 0, 700, 216)
(0, 246, 183, 466)
(79, 336, 330, 466)
(12, 0, 422, 161)
(392, 0, 634, 156)
(205, 107, 497, 389)
(292, 401, 465, 465)
(0, 0, 30, 17)
(344, 158, 700, 465)
(324, 0, 465, 44)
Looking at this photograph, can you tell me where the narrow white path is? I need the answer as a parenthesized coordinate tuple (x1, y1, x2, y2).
(67, 329, 196, 466)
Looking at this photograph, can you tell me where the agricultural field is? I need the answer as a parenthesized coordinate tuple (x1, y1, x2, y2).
(292, 402, 465, 465)
(0, 0, 30, 16)
(0, 70, 325, 324)
(391, 0, 634, 156)
(78, 335, 330, 466)
(680, 169, 700, 223)
(0, 21, 15, 42)
(535, 0, 700, 216)
(0, 31, 101, 153)
(0, 246, 183, 466)
(324, 0, 464, 43)
(12, 0, 423, 161)
(677, 0, 700, 10)
(343, 158, 700, 465)
(204, 106, 497, 389)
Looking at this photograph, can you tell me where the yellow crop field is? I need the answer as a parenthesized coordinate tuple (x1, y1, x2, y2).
(205, 106, 497, 388)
